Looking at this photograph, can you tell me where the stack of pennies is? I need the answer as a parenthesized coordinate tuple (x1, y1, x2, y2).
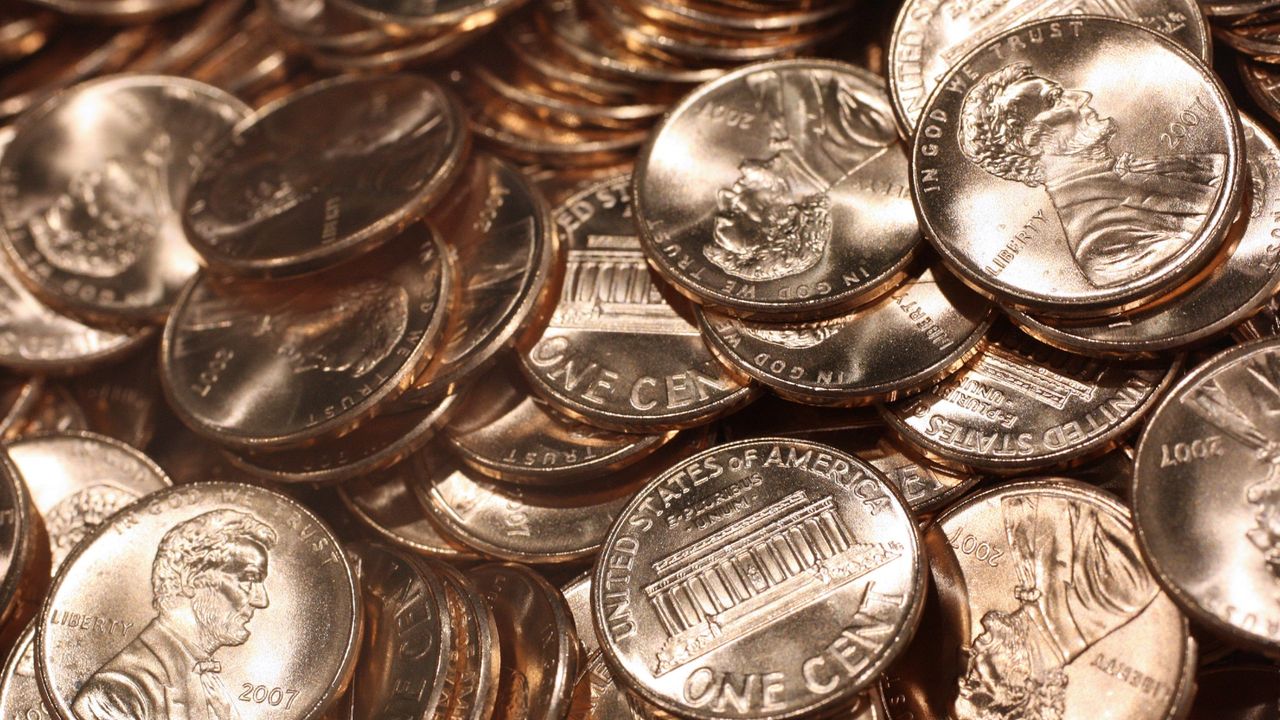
(2, 0, 1280, 719)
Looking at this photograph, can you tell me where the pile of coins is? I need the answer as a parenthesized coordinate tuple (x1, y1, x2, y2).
(2, 0, 1280, 718)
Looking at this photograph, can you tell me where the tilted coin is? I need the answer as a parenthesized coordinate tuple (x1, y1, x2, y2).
(887, 0, 1209, 135)
(1186, 664, 1280, 719)
(338, 463, 482, 561)
(184, 74, 468, 277)
(0, 624, 50, 720)
(930, 479, 1196, 720)
(160, 222, 451, 450)
(0, 75, 249, 326)
(1008, 114, 1280, 356)
(328, 0, 528, 31)
(911, 17, 1244, 316)
(635, 59, 920, 320)
(696, 264, 993, 406)
(522, 175, 755, 432)
(429, 561, 501, 720)
(593, 438, 924, 719)
(7, 431, 170, 571)
(471, 562, 579, 720)
(0, 26, 149, 122)
(0, 450, 36, 645)
(1133, 336, 1280, 656)
(880, 326, 1180, 473)
(445, 360, 676, 486)
(35, 482, 360, 720)
(127, 0, 249, 76)
(563, 572, 644, 720)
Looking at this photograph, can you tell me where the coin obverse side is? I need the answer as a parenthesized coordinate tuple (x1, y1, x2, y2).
(521, 175, 756, 432)
(35, 482, 361, 720)
(0, 74, 251, 325)
(887, 0, 1210, 135)
(911, 17, 1244, 316)
(933, 479, 1196, 720)
(635, 59, 920, 320)
(593, 438, 925, 720)
(1134, 336, 1280, 656)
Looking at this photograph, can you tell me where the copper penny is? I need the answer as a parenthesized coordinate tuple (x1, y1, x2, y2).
(429, 560, 501, 720)
(563, 572, 644, 720)
(338, 463, 482, 561)
(0, 450, 34, 641)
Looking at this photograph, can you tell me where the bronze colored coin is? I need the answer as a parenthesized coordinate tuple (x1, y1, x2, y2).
(0, 450, 33, 639)
(262, 0, 389, 54)
(186, 11, 292, 100)
(1187, 665, 1280, 719)
(887, 0, 1209, 135)
(35, 482, 360, 720)
(563, 572, 644, 720)
(338, 463, 482, 560)
(184, 74, 468, 278)
(0, 26, 149, 122)
(0, 75, 250, 325)
(160, 222, 451, 450)
(445, 361, 676, 485)
(0, 624, 50, 720)
(223, 392, 460, 484)
(19, 0, 201, 22)
(7, 431, 170, 571)
(880, 326, 1180, 473)
(0, 6, 55, 65)
(593, 438, 925, 720)
(1133, 336, 1280, 656)
(329, 0, 527, 31)
(403, 154, 559, 402)
(635, 59, 919, 320)
(429, 561, 501, 720)
(70, 358, 163, 450)
(697, 264, 993, 406)
(1236, 292, 1280, 342)
(1241, 56, 1280, 129)
(911, 17, 1244, 317)
(347, 542, 454, 720)
(304, 21, 481, 72)
(128, 0, 249, 75)
(471, 562, 579, 720)
(522, 175, 755, 432)
(1007, 114, 1280, 356)
(931, 479, 1196, 720)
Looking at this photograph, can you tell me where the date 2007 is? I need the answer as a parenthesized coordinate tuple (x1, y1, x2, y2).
(239, 684, 300, 709)
(1160, 96, 1212, 151)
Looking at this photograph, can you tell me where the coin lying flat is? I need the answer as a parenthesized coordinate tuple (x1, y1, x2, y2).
(522, 175, 755, 432)
(160, 222, 450, 450)
(1133, 336, 1280, 656)
(880, 326, 1180, 473)
(0, 75, 250, 325)
(338, 463, 482, 560)
(184, 74, 468, 277)
(887, 0, 1210, 135)
(930, 479, 1196, 720)
(912, 17, 1244, 317)
(35, 482, 360, 720)
(697, 264, 993, 406)
(1008, 114, 1280, 356)
(635, 59, 919, 320)
(6, 431, 170, 571)
(594, 438, 924, 719)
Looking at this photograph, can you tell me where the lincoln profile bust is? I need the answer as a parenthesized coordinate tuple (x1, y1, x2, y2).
(72, 510, 277, 720)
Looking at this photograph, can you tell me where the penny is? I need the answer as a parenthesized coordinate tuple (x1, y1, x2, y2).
(1235, 292, 1280, 342)
(19, 0, 202, 23)
(0, 449, 35, 644)
(521, 175, 755, 432)
(1241, 56, 1280, 129)
(402, 154, 559, 403)
(305, 20, 481, 72)
(0, 624, 51, 720)
(426, 561, 501, 720)
(70, 359, 163, 450)
(635, 59, 919, 320)
(468, 63, 666, 132)
(35, 482, 360, 720)
(880, 325, 1181, 473)
(329, 0, 527, 32)
(262, 0, 389, 54)
(887, 0, 1209, 135)
(471, 562, 579, 720)
(0, 6, 55, 65)
(1133, 336, 1280, 656)
(911, 17, 1244, 317)
(347, 542, 454, 720)
(187, 11, 292, 99)
(0, 26, 149, 122)
(563, 572, 644, 720)
(129, 0, 250, 75)
(0, 75, 250, 325)
(160, 222, 451, 450)
(930, 479, 1196, 720)
(7, 431, 170, 571)
(593, 438, 924, 719)
(696, 264, 993, 406)
(1007, 114, 1280, 356)
(1187, 664, 1280, 718)
(183, 74, 468, 278)
(338, 463, 482, 561)
(445, 360, 676, 486)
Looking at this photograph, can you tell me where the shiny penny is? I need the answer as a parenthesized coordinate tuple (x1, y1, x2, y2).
(161, 222, 450, 450)
(470, 562, 579, 720)
(184, 74, 468, 278)
(0, 26, 149, 123)
(429, 560, 501, 720)
(0, 75, 250, 325)
(880, 326, 1180, 473)
(697, 264, 993, 406)
(1008, 114, 1280, 356)
(6, 431, 170, 571)
(0, 450, 34, 640)
(563, 573, 643, 720)
(337, 463, 482, 561)
(593, 438, 924, 719)
(887, 0, 1209, 134)
(329, 0, 527, 31)
(1134, 336, 1280, 655)
(35, 482, 360, 720)
(911, 17, 1244, 316)
(635, 59, 920, 320)
(521, 175, 755, 432)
